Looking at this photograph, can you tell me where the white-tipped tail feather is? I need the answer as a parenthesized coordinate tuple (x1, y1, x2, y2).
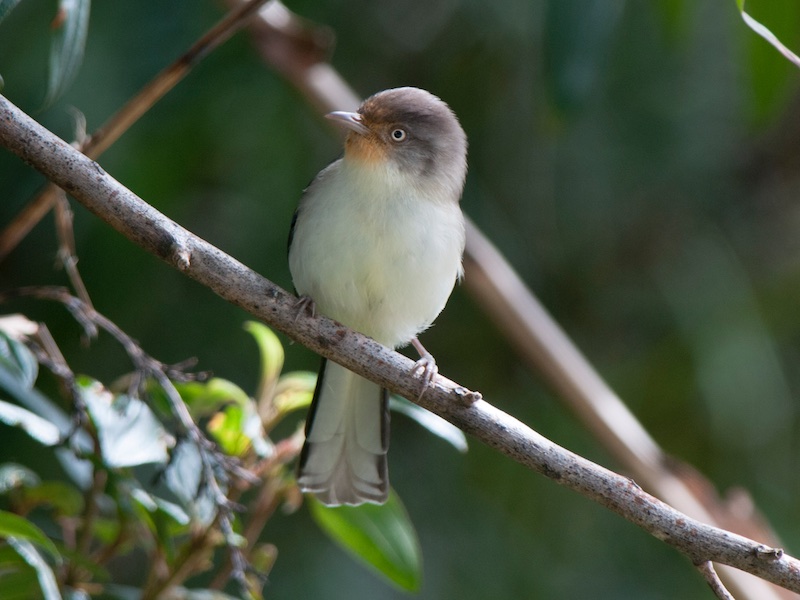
(297, 360, 389, 506)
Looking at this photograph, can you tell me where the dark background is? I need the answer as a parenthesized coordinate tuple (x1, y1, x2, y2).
(2, 0, 800, 598)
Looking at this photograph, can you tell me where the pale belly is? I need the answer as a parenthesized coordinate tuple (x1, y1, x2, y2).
(289, 162, 465, 348)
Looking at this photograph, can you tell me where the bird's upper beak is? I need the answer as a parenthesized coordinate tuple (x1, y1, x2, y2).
(326, 111, 370, 135)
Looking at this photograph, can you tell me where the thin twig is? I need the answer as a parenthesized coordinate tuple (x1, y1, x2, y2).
(54, 189, 95, 313)
(1, 93, 799, 595)
(698, 561, 737, 600)
(0, 0, 274, 262)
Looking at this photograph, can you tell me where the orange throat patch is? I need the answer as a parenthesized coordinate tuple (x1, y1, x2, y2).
(344, 133, 389, 166)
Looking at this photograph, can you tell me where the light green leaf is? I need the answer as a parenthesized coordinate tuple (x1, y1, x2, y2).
(176, 378, 251, 417)
(6, 537, 62, 600)
(44, 0, 91, 107)
(244, 321, 285, 406)
(0, 0, 23, 26)
(0, 400, 61, 446)
(0, 510, 61, 563)
(79, 377, 174, 468)
(273, 371, 317, 415)
(309, 492, 422, 592)
(389, 396, 468, 453)
(208, 399, 273, 458)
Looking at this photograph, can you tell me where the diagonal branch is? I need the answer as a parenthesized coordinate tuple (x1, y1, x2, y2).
(2, 92, 800, 595)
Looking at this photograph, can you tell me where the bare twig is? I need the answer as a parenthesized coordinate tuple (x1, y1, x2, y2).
(54, 189, 95, 313)
(0, 0, 274, 262)
(2, 94, 800, 595)
(698, 561, 737, 600)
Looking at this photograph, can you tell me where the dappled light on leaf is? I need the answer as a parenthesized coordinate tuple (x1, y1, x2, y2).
(79, 377, 174, 468)
(389, 395, 468, 452)
(5, 537, 61, 600)
(44, 0, 91, 107)
(0, 400, 61, 446)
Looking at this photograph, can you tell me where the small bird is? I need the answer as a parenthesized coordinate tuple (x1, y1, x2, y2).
(289, 87, 468, 506)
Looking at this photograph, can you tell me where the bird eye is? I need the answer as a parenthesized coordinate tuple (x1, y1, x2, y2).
(390, 128, 407, 142)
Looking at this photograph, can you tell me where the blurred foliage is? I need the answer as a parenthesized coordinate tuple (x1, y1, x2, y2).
(0, 310, 450, 597)
(1, 0, 800, 598)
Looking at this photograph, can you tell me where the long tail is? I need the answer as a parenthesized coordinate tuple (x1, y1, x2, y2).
(296, 359, 389, 506)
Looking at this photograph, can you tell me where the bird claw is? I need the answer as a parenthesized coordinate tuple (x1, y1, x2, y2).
(411, 354, 438, 388)
(409, 337, 439, 400)
(294, 295, 316, 321)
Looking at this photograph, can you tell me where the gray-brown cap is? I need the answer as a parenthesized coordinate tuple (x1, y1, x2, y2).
(327, 87, 468, 201)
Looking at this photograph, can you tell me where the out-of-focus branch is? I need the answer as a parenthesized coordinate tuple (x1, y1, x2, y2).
(0, 0, 273, 262)
(2, 92, 800, 596)
(225, 2, 793, 598)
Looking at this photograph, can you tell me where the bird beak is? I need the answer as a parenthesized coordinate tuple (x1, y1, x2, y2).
(326, 111, 370, 135)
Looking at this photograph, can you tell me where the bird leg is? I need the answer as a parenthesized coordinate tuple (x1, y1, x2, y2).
(410, 336, 438, 391)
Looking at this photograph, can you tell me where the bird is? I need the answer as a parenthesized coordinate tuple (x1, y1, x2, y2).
(288, 87, 468, 506)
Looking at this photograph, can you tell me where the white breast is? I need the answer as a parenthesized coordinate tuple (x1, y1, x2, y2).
(289, 158, 465, 348)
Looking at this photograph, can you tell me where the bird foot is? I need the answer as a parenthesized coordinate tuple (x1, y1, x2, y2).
(294, 295, 316, 320)
(411, 354, 439, 387)
(410, 337, 438, 399)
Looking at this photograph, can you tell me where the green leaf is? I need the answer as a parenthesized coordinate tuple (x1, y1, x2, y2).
(0, 550, 42, 600)
(737, 0, 800, 71)
(177, 378, 250, 418)
(0, 511, 61, 563)
(308, 492, 422, 592)
(389, 396, 468, 453)
(164, 441, 218, 525)
(44, 0, 91, 107)
(0, 328, 38, 390)
(0, 368, 93, 488)
(244, 321, 284, 406)
(0, 0, 23, 27)
(79, 377, 173, 468)
(736, 0, 800, 121)
(272, 371, 317, 416)
(129, 487, 190, 527)
(16, 481, 84, 516)
(208, 398, 273, 458)
(6, 537, 62, 600)
(0, 400, 61, 446)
